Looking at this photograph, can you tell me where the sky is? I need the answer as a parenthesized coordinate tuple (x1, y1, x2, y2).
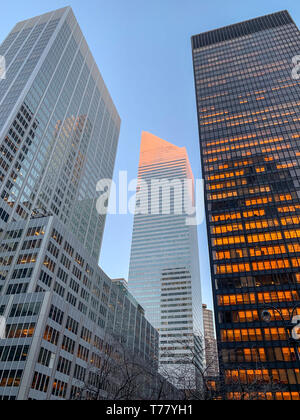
(1, 0, 300, 311)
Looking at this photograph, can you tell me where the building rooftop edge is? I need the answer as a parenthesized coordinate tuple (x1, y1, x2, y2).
(191, 10, 295, 49)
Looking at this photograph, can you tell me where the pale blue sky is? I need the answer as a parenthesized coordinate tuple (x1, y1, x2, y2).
(1, 0, 300, 311)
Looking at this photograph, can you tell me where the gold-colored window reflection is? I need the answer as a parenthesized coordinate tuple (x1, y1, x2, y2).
(213, 217, 279, 231)
(281, 216, 300, 225)
(0, 372, 22, 388)
(264, 328, 287, 341)
(214, 236, 245, 246)
(221, 328, 263, 342)
(252, 259, 290, 271)
(246, 197, 273, 206)
(218, 291, 299, 306)
(218, 293, 256, 306)
(225, 369, 270, 385)
(215, 248, 248, 260)
(291, 258, 300, 267)
(245, 219, 279, 230)
(208, 170, 244, 181)
(257, 291, 299, 304)
(250, 245, 286, 257)
(227, 392, 275, 400)
(212, 212, 242, 222)
(225, 369, 300, 387)
(6, 323, 35, 338)
(213, 224, 243, 234)
(284, 229, 300, 239)
(215, 258, 300, 274)
(208, 180, 247, 190)
(275, 194, 293, 202)
(224, 308, 300, 324)
(216, 263, 251, 274)
(282, 348, 300, 362)
(221, 328, 292, 343)
(222, 347, 300, 364)
(234, 310, 259, 323)
(209, 191, 238, 200)
(17, 253, 37, 265)
(247, 231, 282, 243)
(243, 209, 265, 218)
(275, 392, 300, 401)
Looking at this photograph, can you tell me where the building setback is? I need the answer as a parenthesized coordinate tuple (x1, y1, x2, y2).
(128, 132, 205, 389)
(192, 11, 300, 400)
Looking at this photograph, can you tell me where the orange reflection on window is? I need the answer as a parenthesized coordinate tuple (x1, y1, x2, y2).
(243, 209, 265, 218)
(214, 236, 246, 246)
(247, 232, 283, 243)
(245, 197, 272, 206)
(212, 212, 242, 222)
(284, 230, 300, 239)
(217, 263, 251, 274)
(218, 293, 256, 306)
(252, 259, 290, 271)
(213, 224, 243, 234)
(250, 245, 286, 257)
(278, 205, 300, 213)
(281, 216, 300, 225)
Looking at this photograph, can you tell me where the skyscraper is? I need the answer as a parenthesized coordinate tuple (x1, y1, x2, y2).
(0, 6, 120, 260)
(128, 132, 204, 388)
(0, 8, 164, 401)
(192, 11, 300, 400)
(0, 215, 160, 400)
(202, 304, 219, 378)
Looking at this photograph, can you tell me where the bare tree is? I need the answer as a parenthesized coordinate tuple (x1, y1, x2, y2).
(158, 332, 285, 401)
(70, 332, 181, 401)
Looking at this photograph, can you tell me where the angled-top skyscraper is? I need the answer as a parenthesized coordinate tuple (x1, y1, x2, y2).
(128, 132, 204, 388)
(192, 11, 300, 400)
(0, 6, 120, 260)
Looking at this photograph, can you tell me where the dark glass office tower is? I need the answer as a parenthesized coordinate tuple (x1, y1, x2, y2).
(192, 11, 300, 400)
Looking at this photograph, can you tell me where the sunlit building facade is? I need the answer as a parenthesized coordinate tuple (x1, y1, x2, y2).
(128, 132, 205, 388)
(192, 11, 300, 400)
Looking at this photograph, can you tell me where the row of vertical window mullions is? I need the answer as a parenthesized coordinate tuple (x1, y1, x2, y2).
(193, 13, 300, 399)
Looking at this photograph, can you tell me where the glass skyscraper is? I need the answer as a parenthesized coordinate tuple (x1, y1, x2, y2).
(192, 11, 300, 400)
(0, 7, 164, 401)
(202, 304, 219, 378)
(128, 132, 204, 388)
(0, 6, 120, 260)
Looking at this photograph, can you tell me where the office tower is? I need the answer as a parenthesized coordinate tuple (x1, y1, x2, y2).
(192, 11, 300, 400)
(0, 216, 160, 400)
(0, 8, 167, 401)
(0, 6, 120, 260)
(128, 132, 204, 388)
(202, 304, 219, 378)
